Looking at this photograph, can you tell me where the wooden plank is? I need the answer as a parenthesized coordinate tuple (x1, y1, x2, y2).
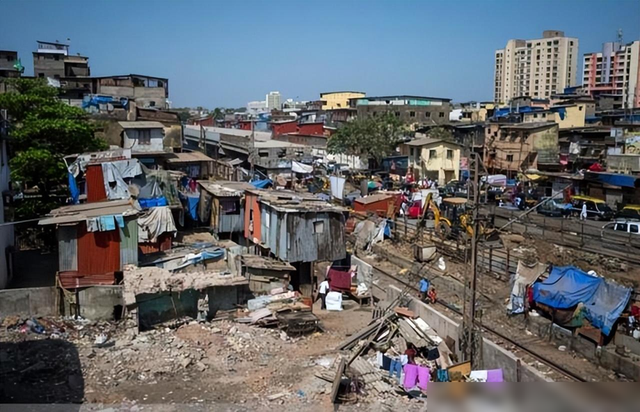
(331, 358, 346, 404)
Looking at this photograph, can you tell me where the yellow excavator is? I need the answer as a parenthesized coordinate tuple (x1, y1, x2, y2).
(419, 193, 499, 242)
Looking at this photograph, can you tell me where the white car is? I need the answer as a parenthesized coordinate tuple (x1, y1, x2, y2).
(601, 220, 640, 237)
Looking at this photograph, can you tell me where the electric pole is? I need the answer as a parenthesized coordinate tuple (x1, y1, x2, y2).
(461, 152, 484, 367)
(249, 116, 255, 181)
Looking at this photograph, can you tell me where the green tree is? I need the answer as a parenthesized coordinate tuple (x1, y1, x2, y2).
(327, 112, 407, 162)
(427, 126, 454, 141)
(0, 78, 107, 217)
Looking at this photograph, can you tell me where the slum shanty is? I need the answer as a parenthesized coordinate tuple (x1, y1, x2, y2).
(2, 26, 640, 409)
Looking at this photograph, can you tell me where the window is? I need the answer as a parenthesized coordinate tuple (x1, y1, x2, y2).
(258, 151, 269, 157)
(439, 112, 445, 118)
(429, 149, 437, 159)
(506, 154, 514, 162)
(425, 112, 431, 118)
(409, 111, 416, 117)
(138, 129, 151, 145)
(313, 221, 324, 234)
(630, 224, 639, 234)
(395, 111, 400, 117)
(410, 148, 415, 157)
(446, 149, 453, 160)
(54, 55, 60, 61)
(38, 73, 44, 78)
(615, 223, 628, 232)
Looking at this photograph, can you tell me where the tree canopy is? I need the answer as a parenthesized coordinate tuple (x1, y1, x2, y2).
(0, 78, 107, 217)
(327, 112, 407, 162)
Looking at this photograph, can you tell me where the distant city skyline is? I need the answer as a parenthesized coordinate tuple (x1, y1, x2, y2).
(1, 0, 639, 107)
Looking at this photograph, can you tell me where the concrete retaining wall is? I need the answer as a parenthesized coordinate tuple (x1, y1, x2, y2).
(0, 287, 58, 317)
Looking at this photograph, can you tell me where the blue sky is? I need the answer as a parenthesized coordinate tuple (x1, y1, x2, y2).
(2, 0, 639, 108)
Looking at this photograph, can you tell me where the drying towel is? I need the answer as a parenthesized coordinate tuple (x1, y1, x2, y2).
(99, 215, 116, 231)
(328, 268, 352, 292)
(403, 364, 419, 389)
(417, 366, 430, 391)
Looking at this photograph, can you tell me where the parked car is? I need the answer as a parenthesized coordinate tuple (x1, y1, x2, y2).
(537, 197, 569, 217)
(569, 195, 614, 220)
(616, 204, 640, 220)
(601, 220, 640, 238)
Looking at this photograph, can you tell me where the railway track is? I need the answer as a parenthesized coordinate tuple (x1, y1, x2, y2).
(370, 263, 588, 382)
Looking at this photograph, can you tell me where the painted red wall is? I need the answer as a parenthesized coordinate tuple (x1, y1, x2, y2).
(297, 122, 324, 135)
(271, 121, 298, 136)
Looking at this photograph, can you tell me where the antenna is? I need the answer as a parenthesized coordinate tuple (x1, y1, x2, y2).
(617, 29, 623, 44)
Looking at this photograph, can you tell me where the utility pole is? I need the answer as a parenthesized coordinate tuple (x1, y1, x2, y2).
(461, 152, 484, 367)
(249, 116, 255, 182)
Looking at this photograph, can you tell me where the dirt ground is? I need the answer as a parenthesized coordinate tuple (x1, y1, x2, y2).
(0, 299, 393, 410)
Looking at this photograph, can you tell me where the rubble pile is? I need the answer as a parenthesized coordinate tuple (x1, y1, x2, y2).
(316, 299, 455, 406)
(0, 314, 326, 405)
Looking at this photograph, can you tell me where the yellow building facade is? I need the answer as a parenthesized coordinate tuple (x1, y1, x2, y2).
(320, 91, 366, 110)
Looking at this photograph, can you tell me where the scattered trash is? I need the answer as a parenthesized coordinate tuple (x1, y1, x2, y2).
(558, 345, 566, 352)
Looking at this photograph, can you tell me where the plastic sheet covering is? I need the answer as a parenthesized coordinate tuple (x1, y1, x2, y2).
(533, 265, 632, 335)
(507, 261, 547, 314)
(119, 217, 139, 267)
(102, 163, 131, 200)
(583, 279, 631, 335)
(251, 179, 272, 189)
(330, 176, 346, 199)
(68, 172, 80, 204)
(292, 161, 313, 174)
(325, 291, 343, 311)
(532, 266, 601, 309)
(138, 206, 177, 243)
(180, 192, 200, 221)
(135, 163, 180, 206)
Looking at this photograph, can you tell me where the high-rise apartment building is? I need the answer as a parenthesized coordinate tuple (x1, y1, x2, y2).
(582, 40, 640, 109)
(266, 91, 281, 110)
(494, 31, 578, 104)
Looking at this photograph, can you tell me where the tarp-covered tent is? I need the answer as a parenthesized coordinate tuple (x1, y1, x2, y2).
(532, 266, 631, 335)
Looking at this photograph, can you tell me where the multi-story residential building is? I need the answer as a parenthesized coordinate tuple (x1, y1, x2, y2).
(349, 95, 452, 127)
(0, 50, 21, 79)
(266, 91, 281, 110)
(320, 91, 366, 110)
(32, 40, 90, 79)
(494, 31, 578, 103)
(582, 40, 640, 109)
(400, 137, 462, 185)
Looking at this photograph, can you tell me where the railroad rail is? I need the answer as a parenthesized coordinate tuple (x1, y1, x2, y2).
(370, 263, 588, 382)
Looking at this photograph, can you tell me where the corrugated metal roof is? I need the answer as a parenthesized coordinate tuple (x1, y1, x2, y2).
(405, 137, 460, 147)
(166, 151, 214, 163)
(118, 121, 165, 129)
(199, 181, 252, 197)
(354, 193, 396, 205)
(39, 200, 139, 225)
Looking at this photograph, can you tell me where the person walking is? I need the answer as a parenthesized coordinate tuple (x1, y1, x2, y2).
(580, 202, 588, 221)
(318, 278, 330, 310)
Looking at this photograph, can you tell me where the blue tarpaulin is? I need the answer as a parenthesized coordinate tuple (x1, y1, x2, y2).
(179, 193, 200, 221)
(68, 172, 79, 204)
(251, 179, 272, 189)
(533, 266, 601, 309)
(585, 280, 631, 335)
(585, 172, 639, 188)
(138, 196, 168, 209)
(532, 266, 631, 335)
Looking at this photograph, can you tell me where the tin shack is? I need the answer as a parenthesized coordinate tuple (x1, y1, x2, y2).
(199, 181, 253, 241)
(38, 200, 140, 288)
(244, 189, 347, 297)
